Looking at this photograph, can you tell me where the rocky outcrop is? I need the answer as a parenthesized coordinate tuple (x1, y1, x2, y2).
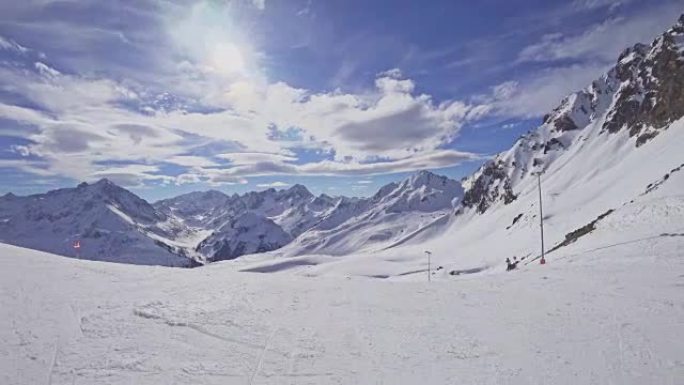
(602, 18, 684, 146)
(462, 160, 516, 214)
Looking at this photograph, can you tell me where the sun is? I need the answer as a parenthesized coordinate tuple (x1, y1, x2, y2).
(207, 42, 247, 76)
(168, 1, 258, 79)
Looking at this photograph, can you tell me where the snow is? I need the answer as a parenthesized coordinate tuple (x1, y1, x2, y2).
(1, 233, 683, 384)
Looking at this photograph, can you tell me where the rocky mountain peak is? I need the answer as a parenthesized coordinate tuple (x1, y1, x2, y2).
(285, 184, 313, 199)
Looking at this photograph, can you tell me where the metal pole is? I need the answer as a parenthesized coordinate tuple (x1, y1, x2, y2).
(425, 251, 432, 282)
(537, 173, 546, 264)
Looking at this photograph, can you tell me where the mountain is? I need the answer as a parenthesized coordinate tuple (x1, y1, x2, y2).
(154, 190, 232, 227)
(0, 179, 199, 267)
(278, 170, 464, 256)
(153, 175, 463, 262)
(462, 15, 684, 215)
(436, 16, 684, 267)
(196, 212, 293, 262)
(154, 184, 348, 261)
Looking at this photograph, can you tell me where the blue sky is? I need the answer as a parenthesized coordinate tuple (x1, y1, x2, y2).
(0, 0, 681, 201)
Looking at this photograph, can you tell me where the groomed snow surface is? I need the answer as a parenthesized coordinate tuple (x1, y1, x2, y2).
(2, 218, 683, 385)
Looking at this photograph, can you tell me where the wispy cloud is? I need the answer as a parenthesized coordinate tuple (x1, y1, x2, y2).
(517, 5, 678, 64)
(257, 181, 289, 188)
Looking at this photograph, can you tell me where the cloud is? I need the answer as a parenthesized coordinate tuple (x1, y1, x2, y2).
(174, 149, 478, 187)
(486, 63, 609, 118)
(251, 0, 266, 11)
(91, 164, 173, 188)
(166, 156, 219, 168)
(219, 72, 476, 162)
(0, 1, 484, 189)
(491, 3, 682, 119)
(571, 0, 633, 11)
(0, 34, 30, 54)
(518, 4, 679, 63)
(217, 152, 297, 165)
(298, 149, 479, 176)
(257, 181, 289, 188)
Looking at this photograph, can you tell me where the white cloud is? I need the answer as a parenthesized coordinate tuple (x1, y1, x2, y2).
(571, 0, 633, 11)
(217, 152, 297, 165)
(0, 35, 29, 54)
(91, 164, 173, 188)
(493, 3, 682, 119)
(257, 181, 289, 188)
(518, 4, 679, 63)
(487, 63, 609, 118)
(218, 72, 476, 162)
(172, 149, 478, 187)
(0, 3, 483, 188)
(34, 62, 60, 77)
(297, 149, 478, 176)
(11, 145, 31, 157)
(166, 156, 220, 168)
(0, 60, 481, 183)
(251, 0, 266, 11)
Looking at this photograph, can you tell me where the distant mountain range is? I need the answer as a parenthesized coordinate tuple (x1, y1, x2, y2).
(0, 170, 463, 265)
(1, 15, 683, 268)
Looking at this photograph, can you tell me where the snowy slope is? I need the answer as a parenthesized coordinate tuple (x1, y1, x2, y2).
(1, 231, 683, 384)
(0, 179, 197, 267)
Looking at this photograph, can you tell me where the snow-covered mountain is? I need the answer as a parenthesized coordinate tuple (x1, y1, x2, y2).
(278, 170, 464, 256)
(154, 172, 462, 261)
(462, 15, 684, 215)
(405, 16, 684, 273)
(0, 179, 198, 267)
(0, 171, 462, 265)
(196, 212, 293, 262)
(154, 184, 344, 261)
(154, 190, 232, 227)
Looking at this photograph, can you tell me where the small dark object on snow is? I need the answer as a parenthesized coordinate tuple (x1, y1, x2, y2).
(506, 257, 519, 271)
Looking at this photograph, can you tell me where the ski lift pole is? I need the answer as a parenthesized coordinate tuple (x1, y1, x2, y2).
(425, 250, 432, 282)
(533, 172, 546, 265)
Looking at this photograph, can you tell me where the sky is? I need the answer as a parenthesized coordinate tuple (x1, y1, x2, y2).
(0, 0, 681, 201)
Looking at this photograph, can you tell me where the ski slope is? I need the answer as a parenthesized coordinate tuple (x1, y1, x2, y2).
(2, 232, 683, 385)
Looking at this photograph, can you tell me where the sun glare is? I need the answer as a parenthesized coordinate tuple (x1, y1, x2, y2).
(170, 1, 257, 79)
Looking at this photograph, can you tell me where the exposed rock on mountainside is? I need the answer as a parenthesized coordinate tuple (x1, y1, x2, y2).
(604, 18, 684, 146)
